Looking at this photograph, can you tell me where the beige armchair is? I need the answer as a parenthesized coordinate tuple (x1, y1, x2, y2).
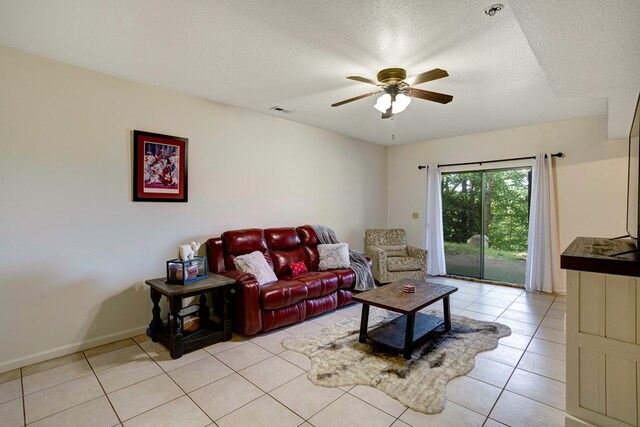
(364, 229, 427, 284)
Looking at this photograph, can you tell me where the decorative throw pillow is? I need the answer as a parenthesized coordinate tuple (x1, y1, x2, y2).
(288, 261, 308, 277)
(318, 243, 350, 270)
(233, 251, 278, 285)
(379, 244, 408, 257)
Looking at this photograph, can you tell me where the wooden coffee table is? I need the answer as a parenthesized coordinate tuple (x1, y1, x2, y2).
(353, 279, 458, 359)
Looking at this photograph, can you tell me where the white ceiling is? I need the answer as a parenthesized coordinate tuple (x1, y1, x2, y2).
(0, 0, 637, 145)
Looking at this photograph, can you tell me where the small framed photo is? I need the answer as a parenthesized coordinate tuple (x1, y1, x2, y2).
(132, 130, 188, 202)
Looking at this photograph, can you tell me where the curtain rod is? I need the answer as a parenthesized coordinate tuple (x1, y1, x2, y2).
(417, 152, 564, 170)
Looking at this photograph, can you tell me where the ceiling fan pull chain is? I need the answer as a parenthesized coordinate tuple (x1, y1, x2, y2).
(392, 116, 395, 141)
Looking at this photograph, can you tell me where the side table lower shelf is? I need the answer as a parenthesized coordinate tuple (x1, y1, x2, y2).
(152, 316, 231, 357)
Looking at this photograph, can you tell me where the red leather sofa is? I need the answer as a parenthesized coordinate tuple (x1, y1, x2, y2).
(206, 226, 361, 336)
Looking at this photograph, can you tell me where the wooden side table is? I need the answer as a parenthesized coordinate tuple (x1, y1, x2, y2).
(145, 274, 236, 359)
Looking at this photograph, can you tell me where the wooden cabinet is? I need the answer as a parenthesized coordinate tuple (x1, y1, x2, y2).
(562, 237, 640, 427)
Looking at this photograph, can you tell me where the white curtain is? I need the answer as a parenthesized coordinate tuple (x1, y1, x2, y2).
(425, 164, 447, 275)
(525, 154, 564, 293)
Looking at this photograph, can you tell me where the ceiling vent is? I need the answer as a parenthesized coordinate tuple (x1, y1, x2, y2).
(484, 4, 503, 17)
(270, 106, 293, 114)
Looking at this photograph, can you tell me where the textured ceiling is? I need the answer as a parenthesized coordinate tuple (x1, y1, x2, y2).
(0, 1, 634, 145)
(510, 0, 640, 139)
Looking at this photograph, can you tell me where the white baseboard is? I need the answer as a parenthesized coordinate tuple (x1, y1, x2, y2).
(565, 414, 599, 427)
(0, 325, 148, 373)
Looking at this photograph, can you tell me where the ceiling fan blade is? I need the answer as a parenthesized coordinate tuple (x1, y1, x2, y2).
(381, 106, 393, 119)
(407, 88, 453, 104)
(346, 76, 378, 85)
(406, 68, 449, 86)
(331, 90, 381, 107)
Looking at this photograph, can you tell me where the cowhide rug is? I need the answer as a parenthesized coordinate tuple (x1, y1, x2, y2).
(282, 308, 511, 414)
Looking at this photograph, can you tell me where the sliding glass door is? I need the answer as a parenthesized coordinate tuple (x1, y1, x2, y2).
(441, 171, 483, 278)
(441, 168, 531, 284)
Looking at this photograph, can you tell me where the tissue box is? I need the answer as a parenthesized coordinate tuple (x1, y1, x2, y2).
(166, 257, 208, 285)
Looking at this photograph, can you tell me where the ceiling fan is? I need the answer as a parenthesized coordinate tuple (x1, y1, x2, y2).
(331, 68, 453, 119)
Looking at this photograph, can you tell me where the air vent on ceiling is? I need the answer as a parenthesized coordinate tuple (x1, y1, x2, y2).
(484, 3, 503, 17)
(270, 106, 293, 114)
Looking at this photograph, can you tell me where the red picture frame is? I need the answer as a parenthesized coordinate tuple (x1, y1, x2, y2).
(132, 130, 188, 202)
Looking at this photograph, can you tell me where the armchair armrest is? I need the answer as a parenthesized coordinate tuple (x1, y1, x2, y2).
(365, 245, 388, 278)
(407, 245, 428, 271)
(218, 270, 262, 336)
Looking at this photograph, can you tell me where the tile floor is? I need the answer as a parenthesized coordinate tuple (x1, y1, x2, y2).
(0, 277, 566, 427)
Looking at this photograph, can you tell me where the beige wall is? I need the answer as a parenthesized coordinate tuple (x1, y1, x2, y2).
(0, 46, 388, 370)
(387, 115, 628, 254)
(0, 43, 628, 372)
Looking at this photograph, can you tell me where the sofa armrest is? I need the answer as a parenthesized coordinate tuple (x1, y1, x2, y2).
(219, 269, 256, 283)
(218, 270, 262, 336)
(407, 245, 428, 270)
(205, 237, 225, 273)
(365, 245, 388, 278)
(364, 255, 372, 269)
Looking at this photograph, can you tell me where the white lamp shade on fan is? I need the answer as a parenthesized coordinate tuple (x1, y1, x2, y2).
(374, 93, 392, 113)
(392, 93, 411, 113)
(373, 92, 411, 114)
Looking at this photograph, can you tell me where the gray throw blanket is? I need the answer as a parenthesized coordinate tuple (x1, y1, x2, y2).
(309, 224, 376, 291)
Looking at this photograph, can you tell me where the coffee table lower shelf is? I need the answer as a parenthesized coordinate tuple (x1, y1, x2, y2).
(366, 312, 444, 353)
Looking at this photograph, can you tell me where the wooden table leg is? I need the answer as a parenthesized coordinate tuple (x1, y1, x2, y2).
(358, 304, 370, 343)
(169, 295, 184, 359)
(403, 313, 416, 359)
(198, 293, 210, 326)
(221, 286, 232, 340)
(443, 296, 451, 332)
(149, 289, 163, 342)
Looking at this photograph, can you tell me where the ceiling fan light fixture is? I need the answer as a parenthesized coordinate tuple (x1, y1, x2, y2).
(392, 93, 411, 114)
(332, 67, 452, 113)
(374, 93, 392, 113)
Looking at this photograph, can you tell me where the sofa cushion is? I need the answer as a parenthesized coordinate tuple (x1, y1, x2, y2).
(261, 301, 306, 333)
(265, 227, 302, 250)
(297, 226, 320, 271)
(222, 228, 273, 271)
(270, 248, 307, 276)
(260, 280, 308, 310)
(297, 225, 320, 246)
(318, 243, 350, 270)
(294, 272, 339, 298)
(387, 257, 423, 272)
(325, 268, 356, 289)
(379, 244, 408, 257)
(336, 289, 353, 307)
(266, 228, 307, 276)
(234, 251, 278, 285)
(305, 293, 338, 318)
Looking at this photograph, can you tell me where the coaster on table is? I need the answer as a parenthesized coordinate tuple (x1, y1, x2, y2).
(403, 284, 416, 293)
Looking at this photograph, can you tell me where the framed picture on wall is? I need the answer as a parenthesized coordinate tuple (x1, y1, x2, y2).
(132, 130, 188, 202)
